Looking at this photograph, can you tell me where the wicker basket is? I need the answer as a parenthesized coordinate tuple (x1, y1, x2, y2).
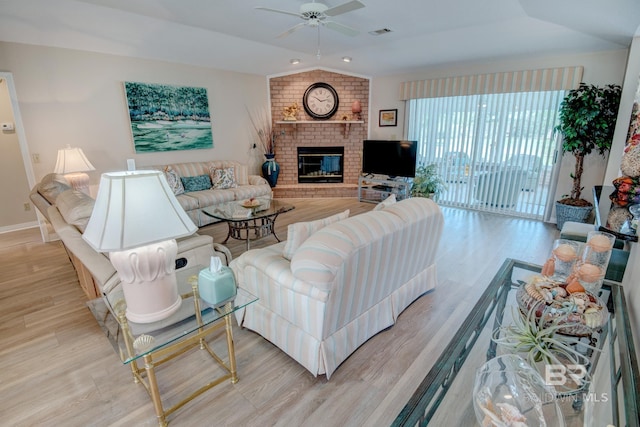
(555, 201, 592, 230)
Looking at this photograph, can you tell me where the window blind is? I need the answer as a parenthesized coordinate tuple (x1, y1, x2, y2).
(404, 67, 582, 219)
(400, 67, 583, 100)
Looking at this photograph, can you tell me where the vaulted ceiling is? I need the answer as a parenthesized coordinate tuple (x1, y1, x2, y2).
(1, 0, 639, 76)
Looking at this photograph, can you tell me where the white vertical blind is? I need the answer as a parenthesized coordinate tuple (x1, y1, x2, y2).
(407, 90, 568, 219)
(404, 67, 582, 219)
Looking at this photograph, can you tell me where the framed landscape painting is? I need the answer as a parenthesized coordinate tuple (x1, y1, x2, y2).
(379, 109, 398, 127)
(124, 82, 213, 153)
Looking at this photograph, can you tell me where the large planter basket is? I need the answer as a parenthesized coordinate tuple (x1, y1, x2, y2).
(555, 201, 592, 230)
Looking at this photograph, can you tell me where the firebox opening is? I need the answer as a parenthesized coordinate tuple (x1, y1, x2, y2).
(298, 147, 344, 183)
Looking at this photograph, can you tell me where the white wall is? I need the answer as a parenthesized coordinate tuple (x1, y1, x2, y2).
(369, 49, 629, 209)
(0, 42, 269, 197)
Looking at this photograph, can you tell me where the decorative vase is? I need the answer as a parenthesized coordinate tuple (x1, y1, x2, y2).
(473, 355, 566, 426)
(261, 154, 280, 188)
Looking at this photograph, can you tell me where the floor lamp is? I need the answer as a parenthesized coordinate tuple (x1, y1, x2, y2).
(82, 170, 197, 323)
(54, 145, 95, 194)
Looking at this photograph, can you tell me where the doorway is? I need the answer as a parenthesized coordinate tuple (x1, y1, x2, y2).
(0, 72, 41, 237)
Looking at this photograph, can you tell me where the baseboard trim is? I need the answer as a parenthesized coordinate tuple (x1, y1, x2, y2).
(0, 221, 39, 234)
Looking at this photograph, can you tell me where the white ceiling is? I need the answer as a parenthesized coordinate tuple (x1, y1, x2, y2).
(1, 0, 639, 77)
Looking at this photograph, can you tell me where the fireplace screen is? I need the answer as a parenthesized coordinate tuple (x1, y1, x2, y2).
(298, 147, 344, 183)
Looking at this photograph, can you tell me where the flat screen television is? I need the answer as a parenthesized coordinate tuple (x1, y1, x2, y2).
(362, 140, 417, 178)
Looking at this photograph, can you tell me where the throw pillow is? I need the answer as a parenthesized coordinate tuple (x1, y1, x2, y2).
(163, 166, 185, 196)
(282, 209, 350, 260)
(181, 175, 212, 192)
(37, 173, 72, 204)
(55, 189, 95, 232)
(210, 166, 237, 189)
(373, 194, 397, 211)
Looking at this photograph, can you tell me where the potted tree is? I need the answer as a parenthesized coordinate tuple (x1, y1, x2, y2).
(411, 163, 446, 201)
(554, 83, 621, 229)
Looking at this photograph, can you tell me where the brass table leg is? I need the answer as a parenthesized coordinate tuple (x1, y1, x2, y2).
(144, 354, 167, 427)
(224, 310, 238, 384)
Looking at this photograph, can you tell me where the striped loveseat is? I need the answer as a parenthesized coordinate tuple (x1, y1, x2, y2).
(231, 197, 444, 379)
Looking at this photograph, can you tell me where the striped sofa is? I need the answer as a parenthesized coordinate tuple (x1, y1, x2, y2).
(231, 197, 444, 379)
(143, 161, 272, 227)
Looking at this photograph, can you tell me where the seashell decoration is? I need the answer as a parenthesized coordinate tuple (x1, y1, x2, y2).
(133, 334, 156, 354)
(577, 262, 603, 283)
(587, 234, 613, 252)
(553, 243, 578, 262)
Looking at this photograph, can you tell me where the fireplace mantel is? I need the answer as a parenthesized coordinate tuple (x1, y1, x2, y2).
(275, 120, 364, 137)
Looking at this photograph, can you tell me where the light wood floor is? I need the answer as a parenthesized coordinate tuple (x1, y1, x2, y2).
(0, 198, 559, 426)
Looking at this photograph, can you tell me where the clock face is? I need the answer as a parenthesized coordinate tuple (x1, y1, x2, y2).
(303, 83, 339, 120)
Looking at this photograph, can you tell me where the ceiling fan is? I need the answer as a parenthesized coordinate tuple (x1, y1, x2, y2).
(256, 1, 365, 38)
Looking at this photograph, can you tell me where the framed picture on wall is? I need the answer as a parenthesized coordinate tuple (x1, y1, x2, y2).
(379, 109, 398, 127)
(123, 81, 213, 153)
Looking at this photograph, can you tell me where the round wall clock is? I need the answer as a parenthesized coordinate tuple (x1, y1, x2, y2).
(302, 82, 339, 120)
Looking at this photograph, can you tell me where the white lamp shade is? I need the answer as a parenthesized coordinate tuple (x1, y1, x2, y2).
(54, 146, 96, 174)
(82, 170, 197, 252)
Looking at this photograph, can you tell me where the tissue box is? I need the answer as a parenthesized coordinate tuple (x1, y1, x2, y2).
(198, 266, 237, 306)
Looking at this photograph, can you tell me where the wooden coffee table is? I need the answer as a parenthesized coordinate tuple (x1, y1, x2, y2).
(202, 198, 294, 251)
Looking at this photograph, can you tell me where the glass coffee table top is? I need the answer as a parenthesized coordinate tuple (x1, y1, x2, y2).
(394, 258, 640, 427)
(202, 197, 294, 222)
(87, 265, 257, 364)
(202, 198, 295, 250)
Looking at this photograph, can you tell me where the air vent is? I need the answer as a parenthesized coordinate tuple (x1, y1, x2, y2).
(368, 28, 393, 36)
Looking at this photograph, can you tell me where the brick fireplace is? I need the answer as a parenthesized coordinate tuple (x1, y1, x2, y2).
(269, 69, 369, 198)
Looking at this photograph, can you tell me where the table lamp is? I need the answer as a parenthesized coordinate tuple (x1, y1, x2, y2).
(82, 170, 197, 323)
(54, 145, 95, 194)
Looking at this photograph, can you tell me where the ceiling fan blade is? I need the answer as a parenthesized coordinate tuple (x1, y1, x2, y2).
(276, 23, 307, 39)
(324, 20, 359, 37)
(254, 7, 303, 19)
(324, 0, 365, 17)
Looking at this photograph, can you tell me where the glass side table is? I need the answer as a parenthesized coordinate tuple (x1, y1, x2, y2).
(87, 265, 257, 426)
(393, 258, 640, 427)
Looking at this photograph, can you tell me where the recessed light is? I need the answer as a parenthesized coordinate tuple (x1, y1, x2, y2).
(290, 59, 300, 65)
(342, 56, 352, 63)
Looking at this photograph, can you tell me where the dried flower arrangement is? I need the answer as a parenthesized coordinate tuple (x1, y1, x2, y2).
(248, 108, 277, 156)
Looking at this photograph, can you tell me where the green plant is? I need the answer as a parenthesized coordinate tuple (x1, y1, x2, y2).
(492, 304, 598, 372)
(555, 83, 621, 206)
(410, 163, 446, 200)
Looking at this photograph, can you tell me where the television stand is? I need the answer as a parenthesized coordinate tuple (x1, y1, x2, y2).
(358, 175, 411, 203)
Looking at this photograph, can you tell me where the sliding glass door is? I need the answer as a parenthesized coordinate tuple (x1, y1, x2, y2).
(407, 90, 565, 219)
